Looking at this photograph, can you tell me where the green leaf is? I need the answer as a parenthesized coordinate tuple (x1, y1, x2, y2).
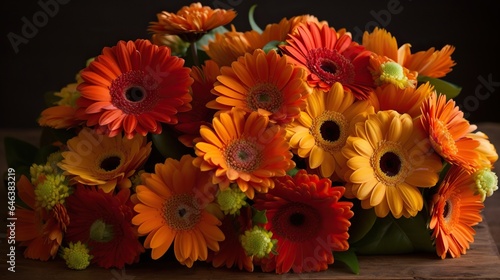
(248, 5, 263, 33)
(4, 137, 38, 169)
(351, 211, 434, 255)
(251, 208, 268, 224)
(418, 76, 462, 99)
(196, 26, 229, 50)
(347, 200, 377, 244)
(333, 248, 359, 274)
(262, 40, 284, 53)
(151, 125, 192, 160)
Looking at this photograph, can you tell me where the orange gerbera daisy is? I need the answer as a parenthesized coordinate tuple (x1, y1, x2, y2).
(58, 128, 152, 193)
(280, 22, 375, 99)
(467, 131, 499, 168)
(254, 170, 353, 274)
(208, 49, 309, 125)
(15, 175, 69, 261)
(420, 92, 482, 172)
(287, 83, 374, 178)
(175, 60, 220, 147)
(429, 166, 484, 259)
(375, 82, 435, 119)
(369, 54, 417, 89)
(39, 82, 82, 129)
(148, 2, 236, 42)
(76, 39, 193, 138)
(132, 155, 224, 267)
(342, 110, 443, 218)
(363, 27, 456, 78)
(193, 108, 295, 199)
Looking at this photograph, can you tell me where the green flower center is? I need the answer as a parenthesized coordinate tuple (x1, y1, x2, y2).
(34, 174, 70, 210)
(62, 241, 93, 270)
(240, 226, 275, 258)
(216, 185, 247, 215)
(89, 219, 114, 243)
(474, 168, 498, 201)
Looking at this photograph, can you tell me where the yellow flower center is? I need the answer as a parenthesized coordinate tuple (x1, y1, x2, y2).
(311, 110, 348, 153)
(163, 193, 201, 231)
(371, 141, 410, 186)
(378, 61, 409, 89)
(247, 83, 283, 113)
(34, 174, 70, 210)
(225, 139, 262, 172)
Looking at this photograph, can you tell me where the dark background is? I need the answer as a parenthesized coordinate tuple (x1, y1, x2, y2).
(2, 0, 499, 129)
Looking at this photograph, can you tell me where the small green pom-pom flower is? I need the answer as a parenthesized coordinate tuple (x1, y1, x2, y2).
(34, 174, 70, 210)
(240, 226, 275, 258)
(216, 184, 247, 215)
(474, 168, 498, 202)
(61, 241, 93, 270)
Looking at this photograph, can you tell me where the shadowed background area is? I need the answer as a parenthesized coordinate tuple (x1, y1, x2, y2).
(1, 0, 499, 128)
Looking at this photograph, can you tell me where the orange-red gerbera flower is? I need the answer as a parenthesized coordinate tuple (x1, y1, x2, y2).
(420, 92, 482, 172)
(175, 60, 220, 147)
(363, 27, 456, 78)
(148, 2, 236, 42)
(280, 22, 374, 99)
(15, 175, 69, 261)
(76, 39, 193, 138)
(132, 155, 225, 267)
(375, 82, 435, 119)
(193, 108, 295, 199)
(208, 206, 254, 272)
(39, 82, 82, 129)
(253, 170, 353, 274)
(65, 187, 144, 269)
(208, 49, 310, 125)
(429, 166, 484, 259)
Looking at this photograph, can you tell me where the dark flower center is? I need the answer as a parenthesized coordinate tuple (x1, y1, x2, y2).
(307, 48, 355, 86)
(225, 139, 262, 172)
(100, 156, 122, 172)
(320, 120, 341, 142)
(272, 203, 321, 242)
(247, 83, 283, 113)
(443, 200, 451, 219)
(164, 194, 201, 230)
(125, 86, 146, 102)
(379, 152, 401, 177)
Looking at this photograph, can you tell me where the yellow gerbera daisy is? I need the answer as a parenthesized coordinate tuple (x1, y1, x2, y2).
(193, 108, 295, 199)
(287, 82, 374, 178)
(342, 110, 443, 218)
(59, 128, 152, 193)
(132, 155, 225, 267)
(208, 49, 310, 125)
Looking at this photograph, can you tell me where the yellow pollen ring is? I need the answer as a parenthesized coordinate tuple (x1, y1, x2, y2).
(371, 140, 410, 186)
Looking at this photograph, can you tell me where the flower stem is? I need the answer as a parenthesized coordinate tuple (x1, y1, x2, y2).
(189, 41, 199, 66)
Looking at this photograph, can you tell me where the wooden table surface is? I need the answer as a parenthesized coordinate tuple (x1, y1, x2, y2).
(1, 123, 500, 279)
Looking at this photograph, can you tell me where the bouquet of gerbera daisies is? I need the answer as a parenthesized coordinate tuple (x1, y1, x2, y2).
(6, 1, 498, 275)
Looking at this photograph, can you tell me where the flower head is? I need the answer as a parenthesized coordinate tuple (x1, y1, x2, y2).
(149, 2, 236, 42)
(287, 82, 374, 178)
(132, 155, 225, 267)
(15, 175, 69, 261)
(363, 27, 456, 78)
(240, 226, 275, 259)
(420, 92, 482, 172)
(34, 174, 70, 210)
(342, 110, 443, 218)
(61, 241, 93, 270)
(175, 59, 220, 147)
(193, 108, 295, 199)
(280, 22, 374, 99)
(473, 168, 498, 202)
(39, 82, 82, 129)
(208, 49, 310, 125)
(65, 187, 144, 269)
(253, 170, 353, 274)
(59, 128, 151, 193)
(369, 54, 417, 89)
(375, 82, 434, 119)
(429, 166, 484, 259)
(216, 184, 248, 215)
(76, 39, 193, 138)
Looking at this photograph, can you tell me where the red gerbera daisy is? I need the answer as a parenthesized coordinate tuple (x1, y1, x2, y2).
(253, 170, 354, 274)
(175, 59, 220, 147)
(65, 187, 144, 269)
(76, 39, 193, 138)
(280, 22, 374, 99)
